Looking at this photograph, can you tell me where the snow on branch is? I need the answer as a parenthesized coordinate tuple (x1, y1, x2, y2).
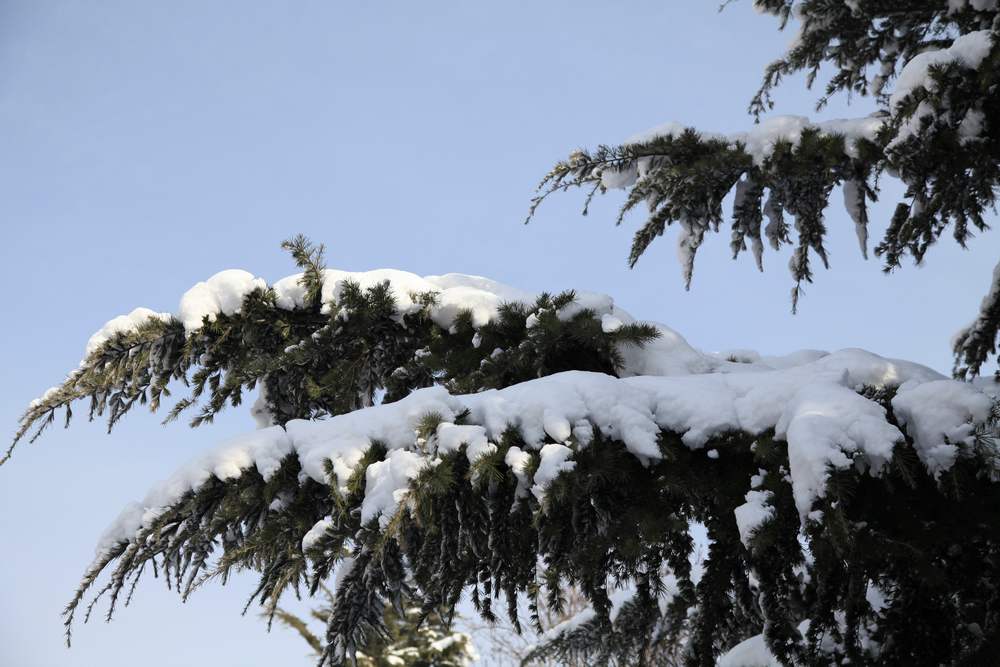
(528, 9, 1000, 375)
(12, 252, 998, 663)
(7, 259, 659, 464)
(954, 259, 1000, 379)
(87, 348, 986, 552)
(526, 115, 884, 312)
(67, 328, 996, 662)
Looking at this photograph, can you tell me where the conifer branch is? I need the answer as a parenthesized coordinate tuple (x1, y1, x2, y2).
(281, 234, 328, 310)
(528, 3, 1000, 375)
(62, 391, 1000, 664)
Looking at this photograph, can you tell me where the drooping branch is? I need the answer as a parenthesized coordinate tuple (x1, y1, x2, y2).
(527, 4, 1000, 375)
(60, 347, 999, 664)
(954, 259, 1000, 379)
(7, 239, 658, 465)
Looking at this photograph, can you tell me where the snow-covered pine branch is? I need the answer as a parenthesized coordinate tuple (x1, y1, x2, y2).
(38, 255, 1000, 665)
(6, 239, 656, 466)
(527, 1, 1000, 378)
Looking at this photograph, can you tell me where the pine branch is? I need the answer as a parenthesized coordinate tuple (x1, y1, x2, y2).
(281, 234, 327, 310)
(528, 6, 1000, 371)
(66, 386, 1000, 664)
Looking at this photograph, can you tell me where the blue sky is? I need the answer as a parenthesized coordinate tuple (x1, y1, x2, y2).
(1, 2, 995, 666)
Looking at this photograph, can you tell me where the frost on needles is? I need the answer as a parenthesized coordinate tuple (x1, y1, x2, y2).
(527, 1, 1000, 380)
(7, 236, 1000, 666)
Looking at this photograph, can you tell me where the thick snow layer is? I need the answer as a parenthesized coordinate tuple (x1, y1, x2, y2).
(777, 380, 901, 513)
(84, 307, 172, 360)
(178, 270, 267, 332)
(362, 449, 427, 529)
(618, 322, 714, 376)
(531, 444, 577, 503)
(273, 268, 537, 328)
(436, 423, 497, 463)
(891, 380, 993, 476)
(890, 31, 994, 109)
(604, 114, 888, 253)
(70, 262, 845, 385)
(505, 446, 532, 497)
(54, 266, 678, 415)
(84, 266, 547, 349)
(718, 616, 877, 666)
(601, 313, 623, 332)
(35, 307, 172, 410)
(92, 265, 636, 350)
(812, 118, 886, 160)
(90, 328, 993, 566)
(79, 268, 994, 578)
(738, 116, 874, 166)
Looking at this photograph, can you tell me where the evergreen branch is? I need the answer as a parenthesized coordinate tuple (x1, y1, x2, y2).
(66, 386, 1000, 664)
(17, 259, 661, 459)
(953, 260, 1000, 379)
(529, 6, 1000, 373)
(5, 318, 187, 466)
(282, 234, 328, 310)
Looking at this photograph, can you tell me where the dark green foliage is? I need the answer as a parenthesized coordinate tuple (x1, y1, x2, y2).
(800, 446, 1000, 664)
(5, 315, 188, 464)
(527, 124, 880, 312)
(747, 1, 997, 116)
(61, 388, 1000, 666)
(281, 234, 327, 310)
(526, 1, 1000, 373)
(953, 268, 1000, 380)
(7, 241, 656, 465)
(386, 290, 658, 400)
(10, 236, 1000, 666)
(10, 11, 1000, 667)
(13, 235, 661, 663)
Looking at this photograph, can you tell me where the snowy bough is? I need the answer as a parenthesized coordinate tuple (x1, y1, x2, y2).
(10, 5, 1000, 665)
(527, 1, 1000, 381)
(8, 237, 1000, 665)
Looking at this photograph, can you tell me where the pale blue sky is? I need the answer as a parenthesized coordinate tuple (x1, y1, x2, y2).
(1, 2, 995, 666)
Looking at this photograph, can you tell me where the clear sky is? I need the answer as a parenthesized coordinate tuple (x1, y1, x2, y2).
(0, 2, 995, 666)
